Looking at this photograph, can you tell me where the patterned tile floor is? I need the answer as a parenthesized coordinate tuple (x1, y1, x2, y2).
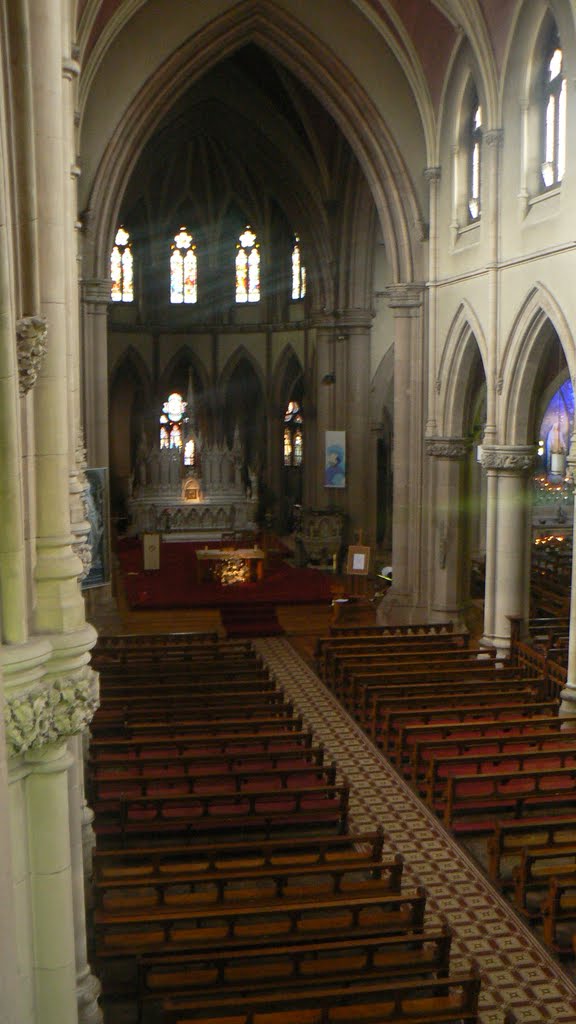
(254, 638, 576, 1024)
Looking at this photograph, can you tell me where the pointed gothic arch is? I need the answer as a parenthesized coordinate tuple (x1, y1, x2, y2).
(500, 284, 576, 444)
(272, 344, 305, 414)
(437, 302, 488, 438)
(83, 2, 424, 290)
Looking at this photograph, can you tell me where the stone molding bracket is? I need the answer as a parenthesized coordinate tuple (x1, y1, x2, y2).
(5, 666, 100, 758)
(16, 315, 48, 395)
(425, 437, 469, 459)
(480, 444, 536, 472)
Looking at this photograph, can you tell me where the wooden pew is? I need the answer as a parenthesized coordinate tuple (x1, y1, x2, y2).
(90, 716, 308, 754)
(92, 830, 386, 884)
(94, 885, 427, 958)
(328, 621, 456, 637)
(342, 664, 533, 719)
(424, 738, 576, 803)
(161, 967, 480, 1024)
(135, 926, 452, 1008)
(89, 726, 316, 764)
(326, 645, 490, 691)
(91, 701, 298, 737)
(314, 624, 460, 666)
(487, 816, 576, 884)
(91, 693, 292, 732)
(363, 677, 542, 733)
(320, 636, 471, 684)
(98, 663, 270, 684)
(94, 849, 404, 912)
(317, 638, 471, 688)
(89, 759, 338, 803)
(394, 711, 569, 773)
(426, 745, 576, 806)
(96, 675, 278, 699)
(371, 690, 549, 752)
(442, 764, 576, 834)
(93, 780, 351, 841)
(541, 871, 576, 952)
(88, 744, 327, 790)
(513, 843, 576, 916)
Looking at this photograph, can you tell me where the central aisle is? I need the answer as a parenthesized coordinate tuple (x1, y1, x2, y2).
(254, 638, 576, 1024)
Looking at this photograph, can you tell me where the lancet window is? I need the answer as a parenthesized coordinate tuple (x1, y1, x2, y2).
(283, 400, 303, 467)
(541, 30, 566, 189)
(159, 392, 187, 449)
(110, 226, 133, 302)
(236, 226, 260, 303)
(291, 236, 306, 300)
(467, 96, 482, 221)
(170, 228, 198, 304)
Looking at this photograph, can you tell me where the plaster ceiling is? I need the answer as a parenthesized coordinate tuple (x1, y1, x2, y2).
(77, 0, 519, 117)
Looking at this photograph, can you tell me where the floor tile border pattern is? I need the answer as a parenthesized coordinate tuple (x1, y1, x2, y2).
(254, 638, 576, 1024)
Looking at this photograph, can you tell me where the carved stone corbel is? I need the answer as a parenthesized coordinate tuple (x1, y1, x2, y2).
(425, 437, 469, 460)
(4, 666, 99, 758)
(16, 315, 48, 395)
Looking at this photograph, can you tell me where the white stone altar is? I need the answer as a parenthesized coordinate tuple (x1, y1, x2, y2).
(128, 427, 258, 539)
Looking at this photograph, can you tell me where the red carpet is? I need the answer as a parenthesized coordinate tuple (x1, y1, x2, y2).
(117, 538, 332, 609)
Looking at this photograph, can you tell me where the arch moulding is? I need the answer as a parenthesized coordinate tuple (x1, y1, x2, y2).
(499, 283, 576, 445)
(82, 1, 423, 289)
(435, 300, 488, 438)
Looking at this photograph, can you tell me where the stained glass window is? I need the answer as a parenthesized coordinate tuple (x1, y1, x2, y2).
(541, 32, 566, 189)
(236, 227, 260, 303)
(170, 228, 197, 304)
(283, 400, 303, 467)
(110, 226, 133, 302)
(184, 439, 195, 466)
(467, 97, 482, 221)
(291, 236, 306, 300)
(159, 392, 187, 449)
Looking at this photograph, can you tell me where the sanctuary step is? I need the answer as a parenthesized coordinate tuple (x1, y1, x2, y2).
(221, 602, 284, 638)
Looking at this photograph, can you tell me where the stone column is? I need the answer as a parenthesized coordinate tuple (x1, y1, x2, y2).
(68, 734, 102, 1023)
(378, 284, 426, 621)
(560, 438, 576, 715)
(425, 437, 469, 625)
(314, 320, 337, 508)
(424, 167, 441, 438)
(0, 238, 29, 647)
(25, 742, 77, 1024)
(481, 445, 535, 653)
(29, 0, 84, 632)
(483, 130, 503, 449)
(81, 280, 110, 468)
(342, 313, 372, 536)
(0, 682, 20, 1024)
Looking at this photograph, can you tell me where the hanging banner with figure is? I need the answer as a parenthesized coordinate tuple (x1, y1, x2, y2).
(81, 468, 110, 589)
(324, 430, 346, 488)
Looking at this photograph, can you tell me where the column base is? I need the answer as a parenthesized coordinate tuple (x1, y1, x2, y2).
(77, 966, 102, 1024)
(559, 685, 576, 720)
(480, 629, 512, 659)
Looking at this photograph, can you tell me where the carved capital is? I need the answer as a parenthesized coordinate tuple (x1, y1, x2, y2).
(5, 666, 99, 758)
(16, 315, 48, 395)
(480, 444, 536, 472)
(424, 166, 441, 183)
(384, 283, 425, 312)
(82, 278, 112, 305)
(425, 437, 469, 459)
(484, 128, 503, 148)
(62, 56, 81, 80)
